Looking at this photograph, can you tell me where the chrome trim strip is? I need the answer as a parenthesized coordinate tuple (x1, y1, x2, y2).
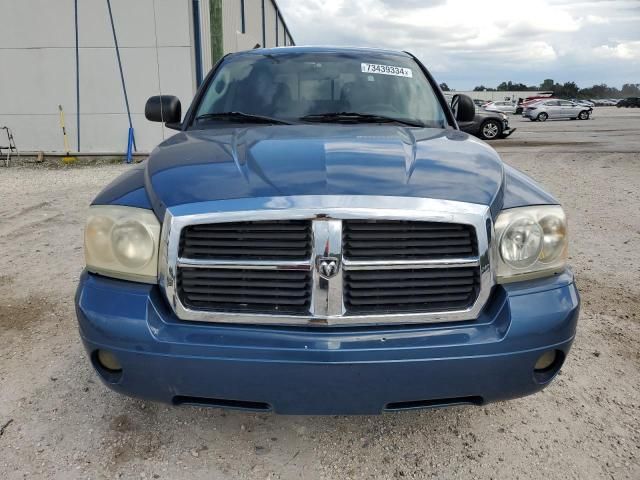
(343, 257, 480, 270)
(310, 219, 344, 318)
(177, 258, 312, 270)
(158, 195, 494, 327)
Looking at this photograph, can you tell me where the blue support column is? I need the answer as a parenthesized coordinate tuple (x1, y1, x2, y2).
(192, 0, 203, 86)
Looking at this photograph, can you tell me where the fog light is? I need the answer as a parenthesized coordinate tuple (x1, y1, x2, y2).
(534, 350, 557, 371)
(97, 349, 122, 372)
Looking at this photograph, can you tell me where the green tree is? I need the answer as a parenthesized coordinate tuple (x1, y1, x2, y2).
(621, 83, 640, 96)
(557, 81, 579, 98)
(496, 81, 534, 91)
(473, 85, 495, 91)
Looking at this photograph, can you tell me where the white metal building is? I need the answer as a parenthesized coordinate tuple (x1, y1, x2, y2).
(452, 91, 551, 102)
(0, 0, 294, 154)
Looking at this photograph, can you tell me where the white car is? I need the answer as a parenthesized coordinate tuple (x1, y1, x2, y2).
(483, 101, 518, 114)
(523, 99, 592, 121)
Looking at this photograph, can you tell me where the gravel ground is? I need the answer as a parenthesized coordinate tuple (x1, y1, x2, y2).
(1, 107, 639, 480)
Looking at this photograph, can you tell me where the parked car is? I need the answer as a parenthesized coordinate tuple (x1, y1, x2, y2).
(595, 99, 617, 106)
(523, 99, 592, 121)
(458, 107, 516, 140)
(570, 99, 595, 108)
(473, 98, 486, 107)
(516, 96, 556, 114)
(76, 46, 578, 415)
(617, 97, 640, 108)
(484, 100, 517, 114)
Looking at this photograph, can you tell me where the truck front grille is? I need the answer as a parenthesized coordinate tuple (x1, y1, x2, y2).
(162, 199, 491, 326)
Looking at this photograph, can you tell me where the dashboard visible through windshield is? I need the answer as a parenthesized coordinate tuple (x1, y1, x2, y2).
(192, 51, 448, 129)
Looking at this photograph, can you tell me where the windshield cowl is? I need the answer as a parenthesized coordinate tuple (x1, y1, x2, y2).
(299, 112, 426, 128)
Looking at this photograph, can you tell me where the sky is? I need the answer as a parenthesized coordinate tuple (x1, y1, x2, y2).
(277, 0, 640, 90)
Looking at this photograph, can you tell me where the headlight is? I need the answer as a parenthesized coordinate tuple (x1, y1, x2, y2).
(494, 205, 568, 283)
(84, 205, 160, 283)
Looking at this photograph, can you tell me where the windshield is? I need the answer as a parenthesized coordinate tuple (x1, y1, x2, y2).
(193, 51, 448, 128)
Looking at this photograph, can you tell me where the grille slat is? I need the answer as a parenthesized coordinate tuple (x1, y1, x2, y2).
(345, 269, 475, 280)
(347, 238, 472, 248)
(182, 247, 309, 257)
(346, 231, 471, 240)
(347, 286, 475, 297)
(184, 239, 310, 248)
(343, 220, 477, 260)
(190, 223, 308, 232)
(347, 294, 472, 306)
(182, 286, 310, 297)
(343, 247, 474, 257)
(348, 278, 475, 289)
(345, 223, 467, 231)
(182, 279, 305, 289)
(180, 270, 309, 280)
(180, 220, 311, 260)
(186, 294, 310, 306)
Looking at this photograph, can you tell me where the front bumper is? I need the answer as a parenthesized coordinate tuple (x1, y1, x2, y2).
(501, 126, 516, 138)
(76, 270, 579, 415)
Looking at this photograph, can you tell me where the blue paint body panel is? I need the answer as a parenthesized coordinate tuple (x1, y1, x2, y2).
(91, 125, 556, 220)
(76, 270, 579, 415)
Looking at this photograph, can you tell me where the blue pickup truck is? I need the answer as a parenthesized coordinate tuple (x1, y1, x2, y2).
(76, 46, 579, 415)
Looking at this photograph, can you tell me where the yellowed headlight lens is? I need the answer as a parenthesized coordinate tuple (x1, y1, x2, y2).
(84, 206, 160, 283)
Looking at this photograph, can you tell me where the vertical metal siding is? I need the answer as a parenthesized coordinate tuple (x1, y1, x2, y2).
(221, 0, 239, 52)
(264, 1, 276, 47)
(279, 16, 285, 46)
(200, 0, 213, 72)
(220, 0, 294, 54)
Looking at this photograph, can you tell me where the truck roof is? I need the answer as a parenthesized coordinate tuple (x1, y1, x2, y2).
(234, 45, 413, 58)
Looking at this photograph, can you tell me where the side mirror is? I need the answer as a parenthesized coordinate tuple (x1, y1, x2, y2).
(451, 94, 475, 123)
(145, 95, 182, 128)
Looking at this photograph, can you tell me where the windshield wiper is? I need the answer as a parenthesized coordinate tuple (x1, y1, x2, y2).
(299, 112, 425, 127)
(195, 112, 292, 125)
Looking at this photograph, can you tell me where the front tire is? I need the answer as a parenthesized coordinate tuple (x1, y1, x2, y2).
(479, 120, 502, 140)
(537, 112, 549, 122)
(578, 110, 590, 120)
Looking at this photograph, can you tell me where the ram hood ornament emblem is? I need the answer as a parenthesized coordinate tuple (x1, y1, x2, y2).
(316, 256, 340, 279)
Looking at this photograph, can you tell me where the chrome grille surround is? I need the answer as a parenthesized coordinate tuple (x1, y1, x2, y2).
(159, 196, 495, 327)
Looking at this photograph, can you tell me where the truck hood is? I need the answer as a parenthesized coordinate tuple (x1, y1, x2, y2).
(145, 125, 505, 215)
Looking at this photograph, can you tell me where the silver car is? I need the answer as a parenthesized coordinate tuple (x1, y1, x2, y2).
(484, 101, 517, 114)
(523, 99, 592, 121)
